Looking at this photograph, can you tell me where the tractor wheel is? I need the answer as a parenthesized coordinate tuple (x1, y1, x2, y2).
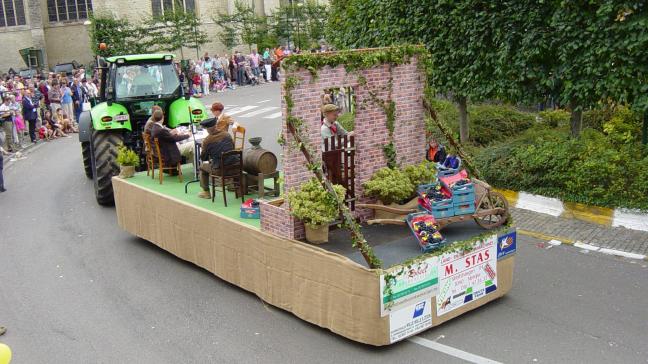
(81, 141, 93, 179)
(91, 130, 123, 205)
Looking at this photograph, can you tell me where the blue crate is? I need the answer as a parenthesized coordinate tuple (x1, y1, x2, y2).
(451, 182, 475, 193)
(452, 189, 475, 204)
(432, 198, 453, 208)
(406, 212, 447, 253)
(240, 206, 260, 219)
(453, 202, 476, 216)
(431, 205, 455, 219)
(437, 167, 460, 177)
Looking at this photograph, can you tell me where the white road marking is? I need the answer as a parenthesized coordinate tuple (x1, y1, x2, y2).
(227, 105, 258, 116)
(598, 248, 646, 260)
(408, 336, 502, 364)
(256, 99, 271, 103)
(239, 107, 279, 118)
(263, 112, 282, 119)
(574, 242, 600, 251)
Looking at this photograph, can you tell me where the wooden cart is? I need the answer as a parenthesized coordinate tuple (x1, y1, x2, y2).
(358, 179, 509, 230)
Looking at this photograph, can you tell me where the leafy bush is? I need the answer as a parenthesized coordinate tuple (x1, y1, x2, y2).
(474, 126, 648, 210)
(337, 111, 355, 132)
(538, 109, 570, 128)
(403, 161, 436, 187)
(602, 105, 642, 144)
(582, 106, 615, 131)
(425, 98, 536, 146)
(116, 144, 139, 167)
(286, 179, 346, 227)
(363, 167, 414, 205)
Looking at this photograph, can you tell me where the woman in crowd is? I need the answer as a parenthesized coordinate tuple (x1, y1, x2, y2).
(9, 93, 24, 145)
(61, 81, 75, 126)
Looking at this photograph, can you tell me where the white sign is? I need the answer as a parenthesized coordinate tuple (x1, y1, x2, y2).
(380, 255, 439, 316)
(389, 298, 433, 343)
(436, 235, 498, 316)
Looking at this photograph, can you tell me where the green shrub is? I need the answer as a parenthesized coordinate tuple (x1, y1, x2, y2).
(403, 161, 436, 187)
(116, 144, 139, 166)
(363, 167, 414, 205)
(337, 111, 355, 132)
(582, 107, 615, 131)
(286, 179, 346, 227)
(424, 98, 536, 146)
(538, 109, 570, 128)
(474, 127, 648, 210)
(602, 105, 642, 144)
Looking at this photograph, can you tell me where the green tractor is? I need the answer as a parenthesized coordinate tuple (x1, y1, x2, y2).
(79, 54, 207, 205)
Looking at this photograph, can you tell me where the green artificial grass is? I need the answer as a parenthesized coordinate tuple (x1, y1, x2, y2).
(126, 164, 281, 229)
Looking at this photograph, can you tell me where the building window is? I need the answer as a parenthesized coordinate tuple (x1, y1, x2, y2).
(0, 0, 27, 27)
(151, 0, 195, 17)
(47, 0, 93, 23)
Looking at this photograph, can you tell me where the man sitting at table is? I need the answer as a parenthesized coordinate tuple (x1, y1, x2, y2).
(197, 117, 239, 199)
(150, 111, 190, 173)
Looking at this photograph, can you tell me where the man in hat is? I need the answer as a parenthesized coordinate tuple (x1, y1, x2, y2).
(321, 103, 353, 142)
(197, 116, 238, 199)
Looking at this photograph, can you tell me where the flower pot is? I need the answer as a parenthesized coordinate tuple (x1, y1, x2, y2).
(374, 197, 419, 220)
(305, 224, 329, 244)
(119, 165, 136, 178)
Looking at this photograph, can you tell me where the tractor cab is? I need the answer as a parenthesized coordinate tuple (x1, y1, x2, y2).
(79, 53, 208, 205)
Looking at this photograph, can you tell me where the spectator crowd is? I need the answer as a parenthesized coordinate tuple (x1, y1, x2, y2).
(180, 45, 311, 97)
(0, 68, 99, 156)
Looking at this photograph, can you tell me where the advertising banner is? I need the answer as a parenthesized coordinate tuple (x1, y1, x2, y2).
(389, 298, 433, 343)
(380, 255, 439, 316)
(436, 235, 498, 316)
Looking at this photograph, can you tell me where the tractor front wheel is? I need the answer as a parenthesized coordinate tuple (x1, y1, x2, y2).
(90, 130, 123, 205)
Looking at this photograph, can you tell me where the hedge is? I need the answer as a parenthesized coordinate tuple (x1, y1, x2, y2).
(427, 99, 535, 146)
(474, 125, 648, 210)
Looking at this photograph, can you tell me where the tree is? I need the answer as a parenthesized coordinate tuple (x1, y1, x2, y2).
(146, 9, 208, 59)
(327, 0, 648, 140)
(215, 0, 264, 52)
(88, 13, 151, 57)
(270, 0, 327, 50)
(327, 0, 504, 143)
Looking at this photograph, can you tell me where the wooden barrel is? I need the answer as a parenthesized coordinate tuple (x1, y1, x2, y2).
(243, 148, 278, 175)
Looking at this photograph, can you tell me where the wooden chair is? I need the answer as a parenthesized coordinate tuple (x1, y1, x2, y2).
(153, 137, 183, 184)
(210, 150, 244, 207)
(232, 125, 246, 151)
(142, 133, 155, 179)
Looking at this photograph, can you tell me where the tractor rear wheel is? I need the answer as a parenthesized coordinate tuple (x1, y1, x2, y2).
(81, 141, 93, 179)
(91, 130, 123, 205)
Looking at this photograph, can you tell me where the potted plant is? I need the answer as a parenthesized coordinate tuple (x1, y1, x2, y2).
(116, 144, 139, 178)
(286, 178, 346, 244)
(363, 163, 435, 219)
(403, 161, 437, 188)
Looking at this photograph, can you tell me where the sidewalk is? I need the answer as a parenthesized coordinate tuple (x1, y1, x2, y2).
(512, 208, 648, 257)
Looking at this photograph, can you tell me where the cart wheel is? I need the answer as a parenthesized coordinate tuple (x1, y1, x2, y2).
(474, 191, 509, 229)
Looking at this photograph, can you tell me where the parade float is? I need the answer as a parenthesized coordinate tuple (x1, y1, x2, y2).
(112, 46, 516, 346)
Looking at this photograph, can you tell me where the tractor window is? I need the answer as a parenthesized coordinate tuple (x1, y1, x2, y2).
(115, 63, 179, 99)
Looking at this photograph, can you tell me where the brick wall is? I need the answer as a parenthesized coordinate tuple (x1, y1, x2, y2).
(260, 55, 426, 239)
(260, 199, 305, 240)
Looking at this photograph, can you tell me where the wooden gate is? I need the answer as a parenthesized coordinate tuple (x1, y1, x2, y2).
(323, 135, 356, 210)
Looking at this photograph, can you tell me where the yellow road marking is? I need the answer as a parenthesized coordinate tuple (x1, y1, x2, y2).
(517, 229, 574, 245)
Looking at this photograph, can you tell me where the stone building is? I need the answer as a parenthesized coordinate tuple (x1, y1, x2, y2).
(0, 0, 286, 72)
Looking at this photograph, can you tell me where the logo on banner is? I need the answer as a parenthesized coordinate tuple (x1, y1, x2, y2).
(413, 301, 426, 318)
(497, 231, 517, 260)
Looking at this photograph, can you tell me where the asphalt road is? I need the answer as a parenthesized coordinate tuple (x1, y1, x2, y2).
(1, 84, 647, 363)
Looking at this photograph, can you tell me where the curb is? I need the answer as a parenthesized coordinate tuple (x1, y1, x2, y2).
(495, 189, 648, 233)
(4, 141, 47, 171)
